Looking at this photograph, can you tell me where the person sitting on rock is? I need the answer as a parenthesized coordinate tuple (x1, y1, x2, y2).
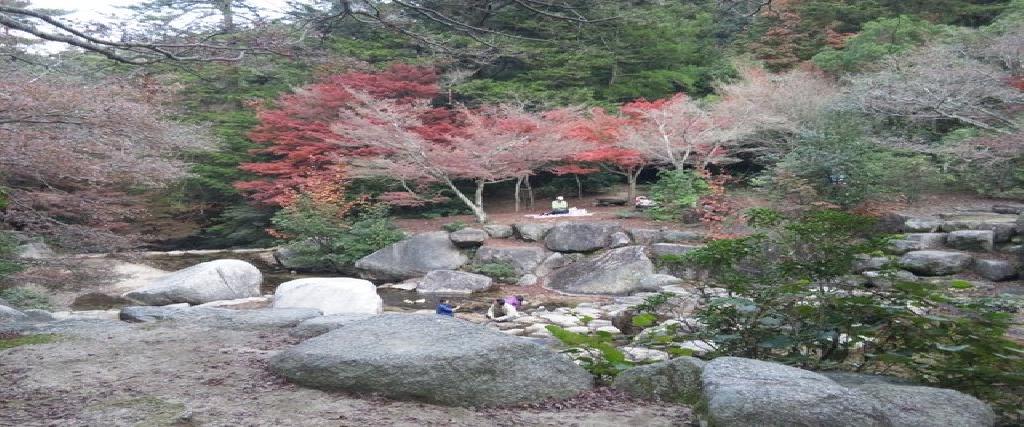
(435, 299, 460, 317)
(487, 298, 519, 322)
(550, 196, 569, 215)
(503, 295, 524, 310)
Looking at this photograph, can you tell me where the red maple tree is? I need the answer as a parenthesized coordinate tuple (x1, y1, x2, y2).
(236, 64, 446, 206)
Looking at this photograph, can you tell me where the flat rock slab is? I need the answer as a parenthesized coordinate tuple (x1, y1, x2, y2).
(122, 259, 262, 306)
(270, 314, 593, 407)
(515, 223, 553, 241)
(449, 228, 488, 247)
(851, 384, 994, 427)
(119, 306, 321, 329)
(546, 246, 655, 295)
(355, 232, 468, 281)
(544, 222, 624, 252)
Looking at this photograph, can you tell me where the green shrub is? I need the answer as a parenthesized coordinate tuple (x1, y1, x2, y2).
(546, 325, 633, 383)
(649, 170, 709, 221)
(0, 287, 51, 310)
(271, 199, 404, 272)
(661, 208, 1024, 421)
(464, 261, 518, 283)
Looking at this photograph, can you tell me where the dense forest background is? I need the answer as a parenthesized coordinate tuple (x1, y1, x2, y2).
(0, 0, 1022, 251)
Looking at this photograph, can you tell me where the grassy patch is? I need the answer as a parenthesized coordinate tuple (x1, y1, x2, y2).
(0, 333, 60, 350)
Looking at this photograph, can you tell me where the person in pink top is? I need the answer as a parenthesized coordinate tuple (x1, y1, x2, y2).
(504, 295, 524, 310)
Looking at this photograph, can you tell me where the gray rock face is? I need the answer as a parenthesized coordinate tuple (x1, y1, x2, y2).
(661, 230, 704, 243)
(0, 304, 27, 322)
(290, 313, 377, 338)
(851, 384, 994, 427)
(474, 245, 547, 275)
(546, 246, 654, 295)
(627, 228, 663, 245)
(22, 309, 55, 322)
(887, 233, 947, 254)
(482, 224, 514, 239)
(544, 222, 624, 252)
(269, 314, 593, 407)
(535, 252, 571, 277)
(941, 214, 1017, 243)
(946, 230, 994, 251)
(609, 232, 632, 248)
(119, 306, 321, 329)
(852, 255, 892, 273)
(974, 259, 1018, 281)
(702, 357, 886, 427)
(354, 232, 469, 281)
(899, 251, 973, 276)
(515, 223, 553, 241)
(649, 243, 703, 258)
(122, 259, 262, 306)
(516, 274, 539, 286)
(449, 228, 488, 247)
(612, 357, 705, 403)
(638, 274, 684, 291)
(904, 217, 944, 232)
(416, 270, 494, 294)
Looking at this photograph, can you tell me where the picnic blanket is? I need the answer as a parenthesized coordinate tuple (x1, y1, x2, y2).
(524, 208, 594, 219)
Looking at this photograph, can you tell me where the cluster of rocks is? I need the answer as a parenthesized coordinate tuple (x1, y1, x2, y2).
(347, 222, 706, 296)
(855, 210, 1023, 285)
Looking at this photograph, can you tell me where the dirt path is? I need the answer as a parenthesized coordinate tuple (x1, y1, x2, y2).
(0, 320, 692, 426)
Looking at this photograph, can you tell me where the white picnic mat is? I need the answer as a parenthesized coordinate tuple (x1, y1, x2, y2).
(524, 208, 594, 219)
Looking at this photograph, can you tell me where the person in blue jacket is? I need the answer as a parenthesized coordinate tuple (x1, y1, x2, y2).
(436, 299, 460, 316)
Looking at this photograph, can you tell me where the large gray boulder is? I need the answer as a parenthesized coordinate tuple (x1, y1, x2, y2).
(546, 246, 655, 295)
(851, 384, 994, 427)
(544, 222, 624, 252)
(354, 232, 468, 281)
(702, 357, 886, 427)
(0, 303, 27, 322)
(474, 245, 547, 275)
(119, 306, 320, 329)
(612, 356, 705, 403)
(660, 230, 704, 243)
(534, 252, 571, 277)
(122, 259, 262, 305)
(449, 228, 488, 247)
(627, 228, 662, 245)
(515, 223, 553, 241)
(946, 230, 994, 252)
(272, 278, 382, 315)
(269, 314, 593, 407)
(899, 251, 973, 276)
(482, 224, 514, 239)
(290, 313, 377, 338)
(974, 259, 1018, 281)
(416, 270, 494, 294)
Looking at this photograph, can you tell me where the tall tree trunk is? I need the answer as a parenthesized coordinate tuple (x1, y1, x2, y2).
(626, 167, 643, 201)
(514, 175, 523, 212)
(216, 0, 234, 32)
(473, 180, 487, 223)
(526, 175, 534, 209)
(575, 174, 583, 199)
(444, 179, 487, 223)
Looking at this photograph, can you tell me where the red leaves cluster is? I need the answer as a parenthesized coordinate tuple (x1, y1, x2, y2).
(236, 64, 453, 206)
